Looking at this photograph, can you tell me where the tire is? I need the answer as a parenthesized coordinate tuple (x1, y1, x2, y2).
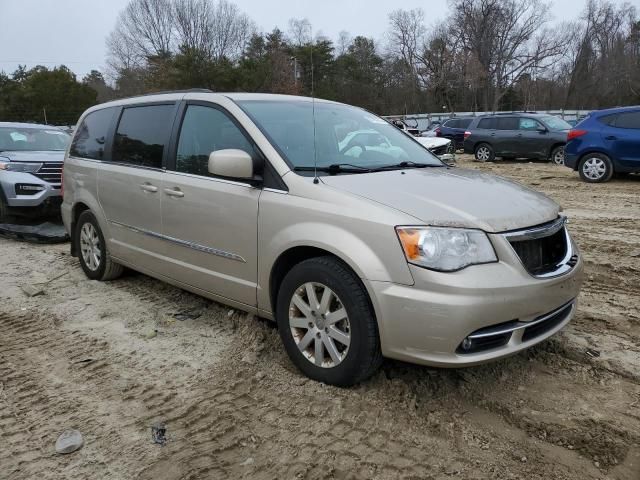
(276, 256, 382, 387)
(578, 153, 614, 183)
(75, 210, 123, 281)
(550, 145, 565, 165)
(0, 197, 9, 223)
(474, 143, 495, 162)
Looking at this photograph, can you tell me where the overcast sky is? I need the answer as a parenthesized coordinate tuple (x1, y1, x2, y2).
(1, 0, 637, 79)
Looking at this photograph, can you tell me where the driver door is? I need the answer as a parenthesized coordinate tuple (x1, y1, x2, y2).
(160, 102, 261, 307)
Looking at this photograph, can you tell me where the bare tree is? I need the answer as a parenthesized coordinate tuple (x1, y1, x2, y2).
(449, 0, 566, 110)
(288, 18, 313, 46)
(336, 30, 352, 56)
(387, 8, 426, 78)
(174, 0, 215, 55)
(209, 0, 255, 61)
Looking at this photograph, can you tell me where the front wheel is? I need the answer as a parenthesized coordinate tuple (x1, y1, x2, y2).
(276, 256, 382, 387)
(474, 143, 495, 162)
(550, 146, 565, 165)
(75, 210, 124, 280)
(578, 153, 613, 183)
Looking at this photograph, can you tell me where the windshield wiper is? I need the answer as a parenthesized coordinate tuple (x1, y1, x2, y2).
(293, 163, 374, 174)
(370, 161, 444, 171)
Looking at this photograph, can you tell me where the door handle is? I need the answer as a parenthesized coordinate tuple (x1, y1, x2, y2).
(164, 188, 184, 198)
(139, 183, 158, 193)
(605, 135, 617, 140)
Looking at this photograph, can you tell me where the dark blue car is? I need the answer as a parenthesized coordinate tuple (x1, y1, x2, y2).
(435, 117, 474, 149)
(565, 106, 640, 182)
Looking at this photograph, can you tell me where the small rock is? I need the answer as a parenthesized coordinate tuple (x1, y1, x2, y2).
(227, 309, 235, 318)
(241, 351, 257, 364)
(293, 377, 308, 386)
(55, 429, 84, 454)
(520, 456, 527, 463)
(631, 249, 640, 258)
(151, 423, 167, 445)
(254, 371, 266, 380)
(21, 284, 44, 297)
(240, 457, 254, 466)
(145, 329, 158, 339)
(568, 445, 574, 450)
(594, 461, 600, 468)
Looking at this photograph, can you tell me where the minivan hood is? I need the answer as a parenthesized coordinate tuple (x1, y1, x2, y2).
(0, 150, 65, 162)
(321, 167, 559, 232)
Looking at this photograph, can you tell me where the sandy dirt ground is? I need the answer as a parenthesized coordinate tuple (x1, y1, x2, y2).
(1, 155, 639, 480)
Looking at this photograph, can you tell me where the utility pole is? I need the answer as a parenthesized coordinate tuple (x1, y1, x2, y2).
(43, 108, 48, 124)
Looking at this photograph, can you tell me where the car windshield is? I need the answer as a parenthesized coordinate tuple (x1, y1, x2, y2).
(541, 116, 571, 131)
(236, 100, 443, 173)
(0, 126, 70, 152)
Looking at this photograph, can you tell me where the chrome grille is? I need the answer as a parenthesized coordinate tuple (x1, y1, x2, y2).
(503, 217, 575, 278)
(33, 162, 63, 184)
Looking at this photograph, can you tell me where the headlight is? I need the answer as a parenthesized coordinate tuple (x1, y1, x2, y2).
(0, 161, 43, 173)
(396, 226, 497, 272)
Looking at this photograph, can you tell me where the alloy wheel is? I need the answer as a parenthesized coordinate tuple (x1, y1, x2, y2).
(582, 157, 606, 180)
(288, 282, 351, 368)
(476, 146, 490, 161)
(553, 148, 565, 165)
(80, 223, 101, 271)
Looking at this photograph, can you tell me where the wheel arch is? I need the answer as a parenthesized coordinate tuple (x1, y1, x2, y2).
(70, 202, 91, 257)
(269, 246, 373, 320)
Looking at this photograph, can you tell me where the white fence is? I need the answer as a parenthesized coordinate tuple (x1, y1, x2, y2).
(383, 110, 591, 131)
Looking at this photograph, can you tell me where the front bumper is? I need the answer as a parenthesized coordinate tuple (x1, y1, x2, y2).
(367, 242, 583, 367)
(0, 171, 61, 207)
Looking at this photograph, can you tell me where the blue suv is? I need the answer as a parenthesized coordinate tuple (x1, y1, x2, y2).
(565, 106, 640, 182)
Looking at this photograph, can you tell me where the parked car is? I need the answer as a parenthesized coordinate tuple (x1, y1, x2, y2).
(463, 113, 571, 164)
(420, 122, 441, 137)
(435, 117, 474, 149)
(0, 122, 70, 221)
(564, 106, 640, 182)
(415, 136, 456, 162)
(62, 92, 583, 386)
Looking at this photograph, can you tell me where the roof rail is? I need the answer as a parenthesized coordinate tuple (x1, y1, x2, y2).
(116, 88, 214, 101)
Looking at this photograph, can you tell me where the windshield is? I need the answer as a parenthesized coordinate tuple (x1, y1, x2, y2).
(0, 126, 70, 152)
(237, 100, 443, 174)
(541, 116, 572, 131)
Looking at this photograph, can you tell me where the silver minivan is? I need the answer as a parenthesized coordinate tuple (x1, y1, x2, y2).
(62, 91, 583, 386)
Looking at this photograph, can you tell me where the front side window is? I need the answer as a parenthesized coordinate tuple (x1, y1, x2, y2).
(0, 126, 69, 152)
(112, 104, 175, 168)
(237, 100, 442, 173)
(176, 105, 256, 177)
(70, 108, 115, 160)
(519, 118, 542, 131)
(614, 111, 640, 129)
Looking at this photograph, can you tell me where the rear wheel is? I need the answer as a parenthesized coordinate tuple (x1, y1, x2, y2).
(276, 256, 382, 387)
(578, 153, 613, 183)
(474, 143, 494, 162)
(550, 146, 565, 165)
(75, 210, 123, 280)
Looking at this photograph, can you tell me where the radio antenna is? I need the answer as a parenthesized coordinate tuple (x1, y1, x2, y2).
(310, 28, 319, 184)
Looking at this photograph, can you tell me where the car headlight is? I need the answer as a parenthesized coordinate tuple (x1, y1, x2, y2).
(0, 161, 43, 173)
(396, 226, 497, 272)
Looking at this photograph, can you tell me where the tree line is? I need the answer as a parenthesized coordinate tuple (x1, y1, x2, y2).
(0, 0, 638, 125)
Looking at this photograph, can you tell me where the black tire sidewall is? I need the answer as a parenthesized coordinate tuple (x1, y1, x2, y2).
(579, 153, 613, 183)
(475, 143, 494, 162)
(75, 211, 108, 280)
(276, 257, 377, 387)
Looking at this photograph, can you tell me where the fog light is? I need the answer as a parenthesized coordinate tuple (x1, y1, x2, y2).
(15, 184, 46, 195)
(461, 337, 473, 351)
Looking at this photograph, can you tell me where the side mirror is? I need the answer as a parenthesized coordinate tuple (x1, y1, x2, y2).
(537, 127, 548, 134)
(208, 149, 254, 179)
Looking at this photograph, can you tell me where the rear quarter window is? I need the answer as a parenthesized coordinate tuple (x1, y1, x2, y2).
(477, 118, 496, 129)
(458, 118, 473, 128)
(70, 108, 116, 160)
